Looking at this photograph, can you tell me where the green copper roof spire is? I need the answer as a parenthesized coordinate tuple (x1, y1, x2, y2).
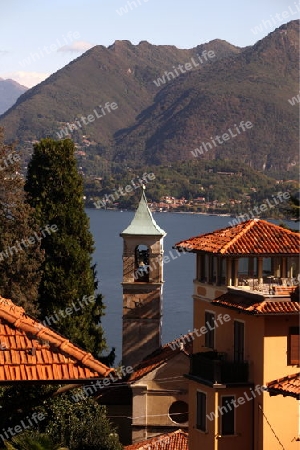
(121, 187, 166, 236)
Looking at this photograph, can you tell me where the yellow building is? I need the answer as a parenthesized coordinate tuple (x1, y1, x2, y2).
(175, 219, 300, 450)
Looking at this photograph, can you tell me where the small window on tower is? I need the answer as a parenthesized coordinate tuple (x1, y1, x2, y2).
(134, 245, 150, 282)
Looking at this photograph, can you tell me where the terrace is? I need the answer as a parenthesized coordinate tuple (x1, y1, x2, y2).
(174, 219, 300, 300)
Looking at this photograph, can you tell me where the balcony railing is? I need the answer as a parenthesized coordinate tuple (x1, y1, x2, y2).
(190, 352, 249, 384)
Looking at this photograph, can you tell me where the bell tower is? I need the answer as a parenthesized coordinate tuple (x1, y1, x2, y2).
(120, 188, 166, 367)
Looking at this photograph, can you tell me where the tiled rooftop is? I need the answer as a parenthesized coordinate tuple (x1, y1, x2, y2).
(128, 334, 193, 383)
(267, 373, 300, 399)
(0, 297, 113, 382)
(211, 291, 300, 315)
(174, 219, 300, 255)
(125, 429, 188, 450)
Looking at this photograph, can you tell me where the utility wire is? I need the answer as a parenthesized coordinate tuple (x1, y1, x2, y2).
(106, 412, 188, 420)
(258, 404, 285, 450)
(77, 375, 185, 390)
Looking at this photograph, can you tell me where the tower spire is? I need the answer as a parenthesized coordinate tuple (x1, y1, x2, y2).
(121, 189, 166, 237)
(120, 188, 166, 367)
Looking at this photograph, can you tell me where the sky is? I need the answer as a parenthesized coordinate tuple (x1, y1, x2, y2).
(1, 0, 299, 88)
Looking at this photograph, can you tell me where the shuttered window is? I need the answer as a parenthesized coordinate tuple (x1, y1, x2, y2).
(221, 396, 235, 435)
(288, 327, 299, 365)
(205, 312, 215, 349)
(196, 391, 206, 432)
(234, 321, 245, 362)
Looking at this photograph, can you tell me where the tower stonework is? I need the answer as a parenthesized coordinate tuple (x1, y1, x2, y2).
(120, 189, 166, 367)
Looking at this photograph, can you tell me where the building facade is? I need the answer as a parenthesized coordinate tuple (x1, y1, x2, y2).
(175, 219, 300, 450)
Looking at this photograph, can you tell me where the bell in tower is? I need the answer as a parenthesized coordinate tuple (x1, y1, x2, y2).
(120, 187, 166, 367)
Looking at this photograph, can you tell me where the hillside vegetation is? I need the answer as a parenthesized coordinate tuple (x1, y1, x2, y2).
(0, 21, 298, 212)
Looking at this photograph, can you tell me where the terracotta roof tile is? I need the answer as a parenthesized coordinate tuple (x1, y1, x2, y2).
(174, 219, 300, 255)
(267, 373, 300, 399)
(212, 291, 300, 315)
(0, 297, 113, 382)
(125, 429, 188, 450)
(128, 334, 193, 383)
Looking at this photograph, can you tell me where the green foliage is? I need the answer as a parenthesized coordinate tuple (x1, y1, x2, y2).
(25, 138, 106, 356)
(0, 384, 52, 432)
(0, 385, 122, 450)
(45, 393, 123, 450)
(0, 128, 44, 314)
(287, 193, 300, 221)
(0, 22, 298, 185)
(113, 22, 299, 175)
(86, 159, 296, 219)
(3, 432, 65, 450)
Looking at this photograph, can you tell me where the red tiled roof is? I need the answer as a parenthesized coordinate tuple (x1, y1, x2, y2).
(267, 373, 300, 399)
(174, 219, 300, 255)
(128, 334, 193, 383)
(211, 291, 300, 315)
(0, 297, 113, 382)
(125, 429, 188, 450)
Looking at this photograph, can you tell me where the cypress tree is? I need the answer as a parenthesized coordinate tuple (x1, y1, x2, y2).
(25, 138, 106, 356)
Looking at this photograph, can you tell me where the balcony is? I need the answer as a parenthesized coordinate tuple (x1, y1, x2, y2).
(190, 351, 249, 384)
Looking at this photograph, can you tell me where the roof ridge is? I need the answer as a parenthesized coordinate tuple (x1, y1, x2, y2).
(252, 300, 267, 312)
(125, 428, 188, 449)
(221, 220, 256, 254)
(165, 332, 194, 345)
(173, 428, 187, 435)
(213, 293, 300, 315)
(258, 219, 299, 235)
(175, 219, 299, 256)
(0, 296, 113, 377)
(270, 372, 300, 385)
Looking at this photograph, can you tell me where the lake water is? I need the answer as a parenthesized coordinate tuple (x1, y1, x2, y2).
(87, 209, 295, 363)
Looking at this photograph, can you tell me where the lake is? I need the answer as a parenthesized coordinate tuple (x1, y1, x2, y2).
(87, 209, 295, 363)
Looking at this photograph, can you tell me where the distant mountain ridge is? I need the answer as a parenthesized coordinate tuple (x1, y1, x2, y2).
(0, 38, 240, 145)
(0, 78, 28, 115)
(114, 21, 299, 174)
(0, 21, 298, 179)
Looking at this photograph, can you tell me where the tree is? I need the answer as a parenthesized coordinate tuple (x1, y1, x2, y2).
(0, 128, 43, 315)
(287, 193, 300, 221)
(25, 139, 106, 356)
(0, 385, 123, 450)
(45, 392, 123, 450)
(3, 432, 66, 450)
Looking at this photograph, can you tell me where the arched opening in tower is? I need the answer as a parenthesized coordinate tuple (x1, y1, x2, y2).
(134, 244, 150, 282)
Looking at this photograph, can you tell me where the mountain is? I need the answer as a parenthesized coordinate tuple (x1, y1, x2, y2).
(0, 79, 28, 115)
(114, 21, 299, 174)
(0, 39, 240, 146)
(0, 21, 298, 181)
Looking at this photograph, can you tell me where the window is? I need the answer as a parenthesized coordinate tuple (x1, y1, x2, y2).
(221, 396, 235, 435)
(196, 391, 206, 432)
(169, 401, 188, 424)
(288, 327, 299, 365)
(205, 312, 215, 349)
(234, 321, 245, 362)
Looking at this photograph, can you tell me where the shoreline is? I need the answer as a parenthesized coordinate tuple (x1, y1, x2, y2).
(88, 207, 296, 222)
